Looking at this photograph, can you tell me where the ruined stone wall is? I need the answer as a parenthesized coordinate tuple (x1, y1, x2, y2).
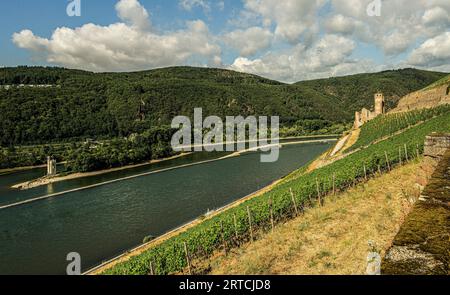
(353, 93, 385, 129)
(393, 84, 450, 113)
(416, 133, 450, 189)
(354, 112, 362, 129)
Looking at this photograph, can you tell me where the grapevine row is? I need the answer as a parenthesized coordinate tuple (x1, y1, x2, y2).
(348, 104, 450, 152)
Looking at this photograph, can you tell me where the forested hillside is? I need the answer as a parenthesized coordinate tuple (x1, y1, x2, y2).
(296, 68, 446, 112)
(0, 66, 446, 147)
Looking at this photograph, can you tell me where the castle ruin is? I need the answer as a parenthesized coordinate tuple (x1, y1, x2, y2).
(354, 92, 385, 128)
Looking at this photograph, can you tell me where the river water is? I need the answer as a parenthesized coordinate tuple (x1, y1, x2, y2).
(0, 140, 333, 274)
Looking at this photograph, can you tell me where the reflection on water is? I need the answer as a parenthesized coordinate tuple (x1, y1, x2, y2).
(46, 183, 55, 195)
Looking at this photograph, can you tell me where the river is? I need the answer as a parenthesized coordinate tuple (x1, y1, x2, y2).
(0, 139, 333, 274)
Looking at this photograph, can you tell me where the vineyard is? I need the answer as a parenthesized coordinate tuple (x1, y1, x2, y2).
(103, 110, 450, 275)
(347, 104, 450, 152)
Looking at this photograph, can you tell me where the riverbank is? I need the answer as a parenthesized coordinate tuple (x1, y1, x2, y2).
(11, 153, 191, 190)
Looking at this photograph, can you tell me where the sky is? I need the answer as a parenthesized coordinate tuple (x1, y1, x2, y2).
(0, 0, 449, 83)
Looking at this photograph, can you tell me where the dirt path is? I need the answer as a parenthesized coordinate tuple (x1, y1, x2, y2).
(306, 129, 360, 172)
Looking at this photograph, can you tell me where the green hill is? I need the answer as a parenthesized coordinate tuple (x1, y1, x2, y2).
(0, 66, 447, 146)
(423, 73, 450, 90)
(295, 68, 446, 112)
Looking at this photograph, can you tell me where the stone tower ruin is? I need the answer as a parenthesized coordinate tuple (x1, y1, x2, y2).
(374, 92, 385, 115)
(354, 92, 386, 128)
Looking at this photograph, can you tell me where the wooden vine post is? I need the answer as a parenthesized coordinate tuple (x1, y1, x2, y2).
(399, 146, 402, 166)
(316, 178, 322, 206)
(220, 220, 227, 256)
(233, 213, 239, 241)
(332, 173, 336, 196)
(149, 260, 154, 276)
(269, 197, 274, 233)
(363, 164, 367, 181)
(384, 151, 391, 171)
(416, 144, 420, 159)
(183, 242, 192, 275)
(290, 188, 299, 216)
(404, 144, 409, 161)
(247, 206, 254, 242)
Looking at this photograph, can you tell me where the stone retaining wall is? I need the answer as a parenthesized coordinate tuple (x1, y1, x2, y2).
(382, 133, 450, 275)
(393, 84, 450, 113)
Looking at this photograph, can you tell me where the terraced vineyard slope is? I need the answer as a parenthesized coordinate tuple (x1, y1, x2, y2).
(347, 105, 450, 152)
(101, 110, 450, 275)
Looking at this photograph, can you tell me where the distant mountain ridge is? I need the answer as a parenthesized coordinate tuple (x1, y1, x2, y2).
(0, 66, 447, 146)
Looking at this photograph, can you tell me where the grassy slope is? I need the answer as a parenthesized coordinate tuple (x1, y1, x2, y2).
(423, 73, 450, 90)
(205, 106, 449, 274)
(206, 162, 419, 275)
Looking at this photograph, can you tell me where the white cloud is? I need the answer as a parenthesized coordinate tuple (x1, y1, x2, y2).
(230, 34, 362, 82)
(217, 1, 225, 11)
(423, 6, 450, 26)
(243, 0, 325, 44)
(328, 0, 450, 56)
(179, 0, 210, 13)
(11, 0, 450, 82)
(408, 32, 450, 68)
(115, 0, 151, 30)
(13, 0, 220, 72)
(324, 14, 357, 35)
(382, 31, 413, 56)
(224, 27, 273, 57)
(11, 29, 49, 52)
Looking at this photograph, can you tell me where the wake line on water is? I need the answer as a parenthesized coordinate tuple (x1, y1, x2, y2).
(0, 139, 336, 211)
(0, 157, 232, 211)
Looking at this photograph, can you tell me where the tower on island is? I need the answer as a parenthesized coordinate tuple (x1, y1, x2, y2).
(47, 156, 57, 176)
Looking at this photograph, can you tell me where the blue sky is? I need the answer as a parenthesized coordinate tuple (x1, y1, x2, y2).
(0, 0, 241, 65)
(1, 0, 449, 82)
